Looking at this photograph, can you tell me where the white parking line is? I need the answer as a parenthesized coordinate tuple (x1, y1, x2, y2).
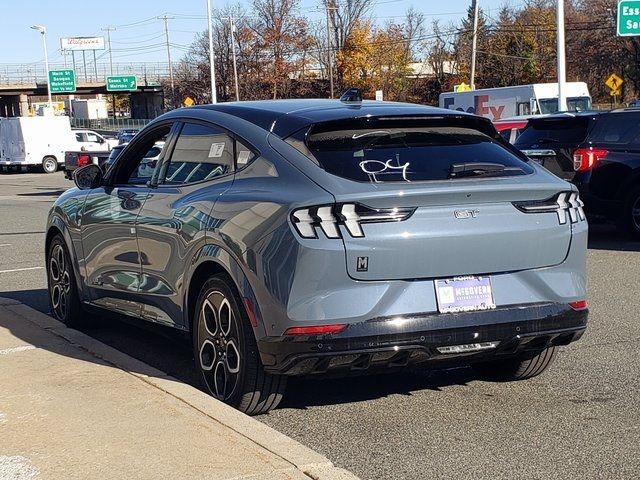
(0, 243, 11, 247)
(0, 266, 44, 274)
(0, 345, 36, 355)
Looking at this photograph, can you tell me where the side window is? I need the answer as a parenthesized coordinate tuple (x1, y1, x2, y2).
(235, 138, 258, 168)
(591, 114, 640, 145)
(86, 132, 101, 143)
(112, 126, 171, 185)
(517, 102, 531, 116)
(162, 123, 234, 185)
(75, 132, 84, 142)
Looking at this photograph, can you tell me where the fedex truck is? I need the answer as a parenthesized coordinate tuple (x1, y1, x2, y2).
(439, 82, 591, 121)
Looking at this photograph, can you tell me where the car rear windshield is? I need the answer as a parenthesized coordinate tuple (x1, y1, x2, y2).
(514, 117, 592, 146)
(290, 125, 532, 182)
(588, 113, 640, 145)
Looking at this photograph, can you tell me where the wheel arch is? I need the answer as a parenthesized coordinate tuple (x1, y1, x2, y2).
(185, 246, 267, 340)
(45, 218, 86, 299)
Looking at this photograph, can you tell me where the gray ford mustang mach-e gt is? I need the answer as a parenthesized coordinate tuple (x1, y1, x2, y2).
(47, 97, 588, 415)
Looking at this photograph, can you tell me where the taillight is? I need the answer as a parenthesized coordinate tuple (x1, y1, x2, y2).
(77, 154, 91, 167)
(573, 147, 608, 172)
(569, 300, 588, 310)
(291, 203, 415, 239)
(513, 191, 585, 225)
(284, 324, 347, 335)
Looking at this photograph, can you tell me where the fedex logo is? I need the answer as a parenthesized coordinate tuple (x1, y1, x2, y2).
(443, 95, 505, 120)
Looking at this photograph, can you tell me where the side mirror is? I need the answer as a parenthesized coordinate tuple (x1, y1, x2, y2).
(73, 164, 103, 190)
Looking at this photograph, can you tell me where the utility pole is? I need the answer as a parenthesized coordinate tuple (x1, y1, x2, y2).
(325, 0, 337, 98)
(159, 15, 175, 107)
(206, 0, 217, 103)
(102, 26, 116, 119)
(102, 27, 116, 75)
(556, 0, 567, 112)
(470, 0, 480, 90)
(228, 17, 240, 101)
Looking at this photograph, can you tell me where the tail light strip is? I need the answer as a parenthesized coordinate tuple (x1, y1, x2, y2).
(513, 191, 585, 225)
(291, 203, 416, 239)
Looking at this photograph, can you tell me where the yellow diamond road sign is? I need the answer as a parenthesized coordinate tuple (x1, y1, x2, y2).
(183, 96, 195, 107)
(605, 73, 623, 91)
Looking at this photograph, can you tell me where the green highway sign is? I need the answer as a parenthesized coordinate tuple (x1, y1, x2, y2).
(618, 0, 640, 36)
(106, 75, 137, 92)
(48, 69, 76, 93)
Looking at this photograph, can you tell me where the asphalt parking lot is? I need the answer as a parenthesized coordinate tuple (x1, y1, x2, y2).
(1, 171, 638, 480)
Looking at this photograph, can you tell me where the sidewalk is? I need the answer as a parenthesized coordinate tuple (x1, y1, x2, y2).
(0, 298, 358, 480)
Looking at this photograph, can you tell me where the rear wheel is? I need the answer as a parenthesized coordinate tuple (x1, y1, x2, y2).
(42, 156, 58, 174)
(47, 235, 86, 328)
(623, 186, 640, 240)
(193, 275, 286, 415)
(472, 346, 557, 381)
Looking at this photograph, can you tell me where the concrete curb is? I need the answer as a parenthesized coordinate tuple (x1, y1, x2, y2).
(2, 298, 359, 480)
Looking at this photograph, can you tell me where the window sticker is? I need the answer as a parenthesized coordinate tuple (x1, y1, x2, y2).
(208, 142, 226, 158)
(237, 150, 251, 165)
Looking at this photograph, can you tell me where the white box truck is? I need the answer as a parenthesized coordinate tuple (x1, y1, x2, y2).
(439, 82, 592, 121)
(0, 116, 77, 173)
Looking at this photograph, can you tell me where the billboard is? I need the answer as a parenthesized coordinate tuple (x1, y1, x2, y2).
(60, 37, 105, 51)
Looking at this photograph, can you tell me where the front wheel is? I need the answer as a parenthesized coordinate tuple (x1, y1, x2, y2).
(472, 346, 557, 381)
(47, 235, 86, 328)
(42, 156, 58, 174)
(193, 275, 286, 415)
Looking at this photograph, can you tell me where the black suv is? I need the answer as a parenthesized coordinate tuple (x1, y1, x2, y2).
(514, 110, 640, 239)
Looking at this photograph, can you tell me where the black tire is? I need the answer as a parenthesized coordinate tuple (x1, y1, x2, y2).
(622, 185, 640, 240)
(47, 234, 86, 328)
(472, 346, 558, 381)
(42, 156, 58, 174)
(193, 274, 287, 415)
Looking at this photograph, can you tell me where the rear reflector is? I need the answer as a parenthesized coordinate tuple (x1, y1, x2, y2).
(569, 300, 588, 310)
(284, 324, 347, 335)
(437, 341, 500, 354)
(77, 154, 91, 168)
(573, 147, 608, 172)
(243, 297, 258, 327)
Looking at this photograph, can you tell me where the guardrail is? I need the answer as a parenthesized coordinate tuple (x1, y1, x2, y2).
(0, 62, 170, 86)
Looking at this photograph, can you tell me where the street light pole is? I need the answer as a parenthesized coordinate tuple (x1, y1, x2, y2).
(556, 0, 567, 112)
(207, 0, 217, 103)
(325, 0, 337, 98)
(31, 25, 52, 108)
(470, 0, 480, 90)
(228, 17, 240, 101)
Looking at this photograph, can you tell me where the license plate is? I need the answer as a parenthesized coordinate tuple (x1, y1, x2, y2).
(435, 276, 496, 314)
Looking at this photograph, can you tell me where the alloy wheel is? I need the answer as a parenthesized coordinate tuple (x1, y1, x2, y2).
(49, 244, 71, 321)
(197, 291, 241, 401)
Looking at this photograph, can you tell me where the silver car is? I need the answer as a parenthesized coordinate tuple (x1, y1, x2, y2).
(46, 98, 588, 414)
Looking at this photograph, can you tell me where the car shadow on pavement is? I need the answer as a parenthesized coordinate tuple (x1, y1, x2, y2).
(587, 224, 640, 252)
(2, 288, 480, 411)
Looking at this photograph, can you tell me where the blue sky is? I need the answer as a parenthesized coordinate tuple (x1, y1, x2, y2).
(0, 0, 521, 65)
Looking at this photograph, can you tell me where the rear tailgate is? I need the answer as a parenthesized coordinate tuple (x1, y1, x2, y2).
(289, 117, 580, 281)
(514, 115, 598, 181)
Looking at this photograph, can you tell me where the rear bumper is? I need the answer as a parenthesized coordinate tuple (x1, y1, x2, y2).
(258, 303, 588, 375)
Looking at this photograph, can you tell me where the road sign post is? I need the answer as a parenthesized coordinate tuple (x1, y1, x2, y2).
(48, 69, 76, 93)
(618, 1, 640, 36)
(106, 75, 137, 92)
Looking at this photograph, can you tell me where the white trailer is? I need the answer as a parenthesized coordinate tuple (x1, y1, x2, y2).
(0, 116, 77, 173)
(439, 82, 591, 121)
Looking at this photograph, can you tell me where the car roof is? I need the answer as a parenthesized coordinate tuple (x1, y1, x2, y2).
(191, 99, 476, 138)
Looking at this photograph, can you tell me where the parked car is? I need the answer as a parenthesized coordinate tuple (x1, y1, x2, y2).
(47, 99, 589, 414)
(73, 129, 119, 151)
(514, 110, 640, 239)
(493, 118, 529, 144)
